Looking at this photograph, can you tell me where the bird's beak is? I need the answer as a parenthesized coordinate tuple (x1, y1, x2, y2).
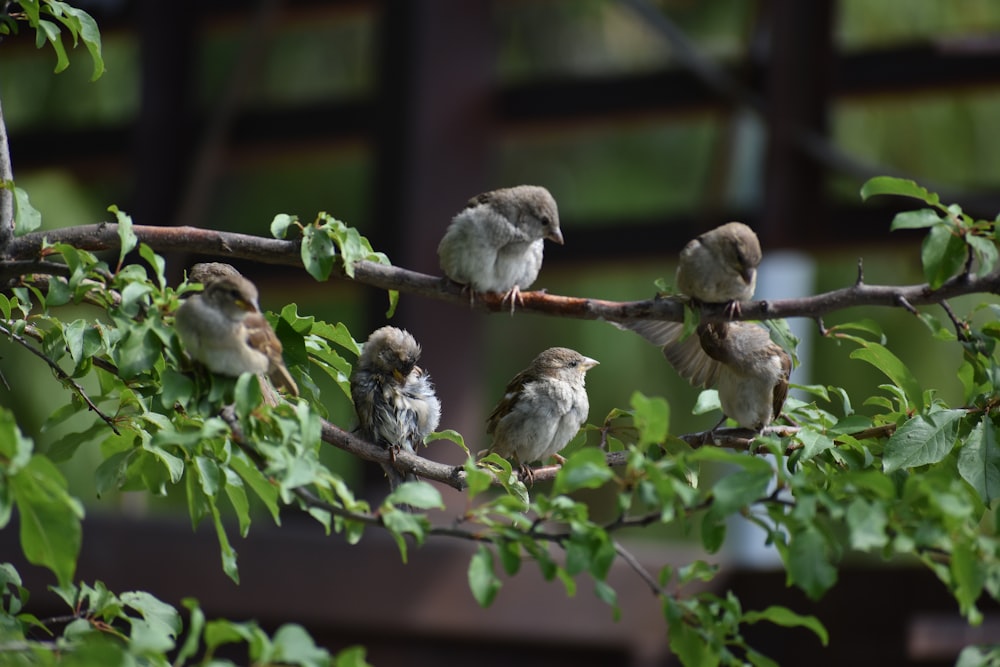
(580, 356, 599, 371)
(547, 228, 565, 245)
(392, 368, 405, 383)
(741, 267, 756, 285)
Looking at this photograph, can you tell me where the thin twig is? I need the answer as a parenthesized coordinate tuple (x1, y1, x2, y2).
(896, 295, 919, 316)
(0, 321, 119, 434)
(939, 299, 970, 341)
(614, 539, 667, 597)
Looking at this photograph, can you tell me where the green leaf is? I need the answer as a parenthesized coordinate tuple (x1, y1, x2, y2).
(229, 455, 281, 524)
(890, 208, 940, 231)
(764, 318, 800, 367)
(66, 4, 104, 81)
(463, 459, 493, 500)
(860, 176, 940, 206)
(385, 290, 399, 319)
(630, 391, 669, 448)
(967, 234, 999, 277)
(145, 444, 185, 485)
(743, 605, 829, 646)
(692, 388, 721, 415)
(0, 406, 36, 475)
(175, 599, 206, 665)
(139, 243, 167, 291)
(12, 186, 41, 235)
(848, 340, 924, 411)
(795, 427, 835, 462)
(922, 223, 966, 289)
(381, 508, 430, 561)
(234, 373, 262, 420)
(108, 205, 137, 272)
(36, 18, 69, 73)
(223, 468, 251, 537)
(468, 545, 502, 607)
(301, 225, 336, 281)
(956, 647, 1000, 667)
(845, 498, 888, 550)
(63, 319, 104, 367)
(429, 428, 467, 453)
(46, 274, 70, 307)
(121, 590, 180, 654)
(335, 646, 373, 667)
(785, 526, 837, 600)
(271, 624, 331, 666)
(386, 481, 444, 510)
(552, 447, 613, 495)
(958, 416, 1000, 506)
(709, 468, 773, 518)
(10, 455, 84, 587)
(677, 560, 719, 585)
(593, 579, 620, 620)
(883, 410, 963, 473)
(270, 213, 297, 239)
(951, 539, 985, 623)
(208, 500, 239, 584)
(115, 325, 159, 380)
(665, 601, 720, 667)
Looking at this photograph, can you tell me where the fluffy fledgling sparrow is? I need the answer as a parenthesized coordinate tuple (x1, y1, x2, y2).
(175, 272, 299, 398)
(182, 263, 299, 398)
(350, 326, 441, 490)
(486, 347, 598, 480)
(676, 221, 761, 310)
(437, 185, 564, 311)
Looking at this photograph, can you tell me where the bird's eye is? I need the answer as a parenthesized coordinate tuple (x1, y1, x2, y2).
(540, 215, 551, 228)
(568, 360, 579, 367)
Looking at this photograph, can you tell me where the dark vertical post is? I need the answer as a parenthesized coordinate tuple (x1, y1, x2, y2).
(368, 2, 495, 488)
(762, 0, 835, 247)
(133, 1, 195, 259)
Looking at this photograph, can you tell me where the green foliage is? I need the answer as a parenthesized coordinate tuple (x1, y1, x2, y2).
(0, 566, 371, 666)
(1, 0, 104, 80)
(271, 211, 399, 317)
(862, 175, 998, 287)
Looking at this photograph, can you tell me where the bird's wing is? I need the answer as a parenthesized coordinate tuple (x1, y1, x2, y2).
(486, 368, 534, 435)
(621, 320, 721, 388)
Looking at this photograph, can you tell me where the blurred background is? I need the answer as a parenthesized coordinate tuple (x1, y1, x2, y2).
(2, 1, 1000, 664)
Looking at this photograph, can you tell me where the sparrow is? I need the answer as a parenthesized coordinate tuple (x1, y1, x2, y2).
(350, 326, 441, 490)
(437, 185, 564, 312)
(485, 347, 598, 480)
(629, 320, 789, 430)
(617, 222, 775, 429)
(675, 221, 762, 312)
(179, 263, 299, 399)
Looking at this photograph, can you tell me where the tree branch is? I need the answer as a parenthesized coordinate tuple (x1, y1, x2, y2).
(7, 223, 1000, 324)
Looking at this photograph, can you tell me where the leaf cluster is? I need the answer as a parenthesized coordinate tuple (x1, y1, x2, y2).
(1, 0, 104, 80)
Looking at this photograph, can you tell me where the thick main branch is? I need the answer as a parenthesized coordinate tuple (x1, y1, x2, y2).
(7, 223, 1000, 323)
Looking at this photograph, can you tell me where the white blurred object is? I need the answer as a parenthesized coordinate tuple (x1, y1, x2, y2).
(725, 250, 816, 568)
